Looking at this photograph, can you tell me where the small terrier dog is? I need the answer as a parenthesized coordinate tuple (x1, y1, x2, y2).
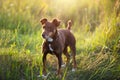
(40, 18, 77, 77)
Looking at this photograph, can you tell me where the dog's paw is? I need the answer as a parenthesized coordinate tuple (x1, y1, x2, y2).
(42, 74, 47, 79)
(61, 64, 66, 68)
(41, 72, 50, 79)
(72, 68, 76, 72)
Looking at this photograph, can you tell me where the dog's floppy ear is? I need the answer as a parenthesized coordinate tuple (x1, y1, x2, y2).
(40, 18, 47, 25)
(52, 18, 60, 27)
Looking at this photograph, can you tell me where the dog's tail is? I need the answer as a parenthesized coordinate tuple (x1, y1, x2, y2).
(67, 20, 72, 30)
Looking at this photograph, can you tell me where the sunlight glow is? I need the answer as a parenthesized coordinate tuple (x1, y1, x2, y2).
(48, 0, 77, 17)
(57, 0, 77, 5)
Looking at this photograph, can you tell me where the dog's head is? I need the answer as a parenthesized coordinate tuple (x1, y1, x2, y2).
(40, 18, 60, 42)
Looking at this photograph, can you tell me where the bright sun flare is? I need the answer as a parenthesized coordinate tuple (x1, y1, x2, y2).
(56, 0, 77, 6)
(51, 0, 77, 14)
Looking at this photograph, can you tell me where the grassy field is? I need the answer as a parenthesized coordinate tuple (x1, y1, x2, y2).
(0, 0, 120, 80)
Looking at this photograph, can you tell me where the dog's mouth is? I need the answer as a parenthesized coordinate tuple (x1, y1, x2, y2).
(47, 37, 53, 42)
(43, 36, 53, 42)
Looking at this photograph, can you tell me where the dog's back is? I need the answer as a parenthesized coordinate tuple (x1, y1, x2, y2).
(58, 29, 76, 48)
(58, 20, 76, 49)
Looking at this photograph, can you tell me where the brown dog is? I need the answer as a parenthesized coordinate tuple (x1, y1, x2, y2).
(40, 18, 77, 77)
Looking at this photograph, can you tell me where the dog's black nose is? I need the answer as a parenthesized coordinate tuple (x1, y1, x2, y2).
(42, 34, 45, 38)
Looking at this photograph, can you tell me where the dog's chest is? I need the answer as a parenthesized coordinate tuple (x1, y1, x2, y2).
(48, 44, 54, 52)
(46, 42, 62, 54)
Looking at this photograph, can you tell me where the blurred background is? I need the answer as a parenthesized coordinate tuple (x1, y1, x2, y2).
(0, 0, 120, 80)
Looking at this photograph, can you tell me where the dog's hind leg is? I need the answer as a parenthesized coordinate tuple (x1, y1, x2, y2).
(70, 45, 77, 71)
(63, 47, 70, 64)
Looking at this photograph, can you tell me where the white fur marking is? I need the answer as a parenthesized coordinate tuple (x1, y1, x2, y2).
(47, 38, 53, 42)
(61, 64, 66, 68)
(42, 75, 47, 79)
(72, 68, 76, 72)
(41, 72, 50, 79)
(44, 36, 53, 42)
(49, 44, 53, 51)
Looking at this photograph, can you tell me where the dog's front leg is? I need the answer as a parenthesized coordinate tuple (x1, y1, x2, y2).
(55, 53, 62, 76)
(42, 53, 47, 76)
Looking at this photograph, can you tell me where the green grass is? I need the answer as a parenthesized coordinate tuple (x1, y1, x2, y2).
(0, 0, 120, 80)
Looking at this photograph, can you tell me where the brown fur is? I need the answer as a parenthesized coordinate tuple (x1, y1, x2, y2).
(40, 18, 77, 76)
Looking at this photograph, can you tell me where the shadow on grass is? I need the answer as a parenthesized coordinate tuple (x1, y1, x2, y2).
(0, 54, 43, 80)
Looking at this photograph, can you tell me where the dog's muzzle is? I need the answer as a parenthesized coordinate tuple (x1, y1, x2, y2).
(42, 35, 53, 42)
(47, 37, 53, 42)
